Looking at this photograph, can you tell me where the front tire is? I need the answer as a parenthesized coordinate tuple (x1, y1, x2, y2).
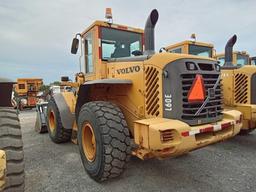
(77, 101, 131, 182)
(46, 98, 71, 143)
(0, 108, 25, 191)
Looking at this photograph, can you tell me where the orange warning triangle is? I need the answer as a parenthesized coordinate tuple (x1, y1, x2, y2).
(188, 74, 206, 103)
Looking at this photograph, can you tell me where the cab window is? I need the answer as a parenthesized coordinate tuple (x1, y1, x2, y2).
(169, 48, 182, 53)
(217, 57, 225, 66)
(101, 27, 142, 60)
(251, 58, 256, 65)
(84, 32, 93, 73)
(189, 45, 212, 58)
(236, 54, 249, 66)
(18, 84, 25, 89)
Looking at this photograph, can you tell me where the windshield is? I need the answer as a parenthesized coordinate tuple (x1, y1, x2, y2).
(189, 44, 212, 58)
(101, 27, 142, 60)
(236, 54, 249, 66)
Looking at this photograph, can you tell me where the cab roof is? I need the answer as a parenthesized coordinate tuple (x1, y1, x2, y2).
(17, 78, 43, 82)
(166, 40, 214, 50)
(80, 20, 144, 36)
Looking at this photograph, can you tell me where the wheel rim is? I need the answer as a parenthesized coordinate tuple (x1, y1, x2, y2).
(82, 122, 96, 162)
(49, 110, 56, 133)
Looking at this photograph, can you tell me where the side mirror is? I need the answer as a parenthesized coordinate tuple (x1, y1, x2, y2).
(159, 47, 166, 53)
(71, 37, 79, 54)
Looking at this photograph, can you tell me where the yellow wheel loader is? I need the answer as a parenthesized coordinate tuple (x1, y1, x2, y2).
(165, 35, 256, 134)
(216, 50, 250, 66)
(44, 9, 242, 181)
(217, 35, 256, 134)
(0, 78, 25, 191)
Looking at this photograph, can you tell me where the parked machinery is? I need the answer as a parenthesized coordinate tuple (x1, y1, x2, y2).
(165, 35, 256, 133)
(216, 51, 250, 66)
(43, 9, 242, 181)
(0, 78, 25, 191)
(14, 78, 43, 110)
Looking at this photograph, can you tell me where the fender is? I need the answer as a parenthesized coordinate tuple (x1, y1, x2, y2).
(75, 79, 132, 118)
(53, 92, 76, 129)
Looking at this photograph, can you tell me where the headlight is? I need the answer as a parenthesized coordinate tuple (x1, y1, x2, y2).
(186, 62, 197, 70)
(215, 64, 220, 72)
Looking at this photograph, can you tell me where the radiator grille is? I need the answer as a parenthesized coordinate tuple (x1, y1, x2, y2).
(234, 73, 248, 104)
(181, 74, 223, 120)
(145, 67, 160, 117)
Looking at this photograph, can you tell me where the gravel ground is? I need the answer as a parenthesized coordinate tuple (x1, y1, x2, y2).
(20, 110, 256, 192)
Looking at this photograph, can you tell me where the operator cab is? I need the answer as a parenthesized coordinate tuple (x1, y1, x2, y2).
(216, 51, 250, 67)
(166, 40, 214, 58)
(71, 18, 144, 81)
(165, 38, 251, 67)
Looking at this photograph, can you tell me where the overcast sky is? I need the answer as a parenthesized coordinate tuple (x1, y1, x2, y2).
(0, 0, 255, 84)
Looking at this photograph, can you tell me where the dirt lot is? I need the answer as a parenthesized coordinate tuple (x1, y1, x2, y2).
(20, 110, 256, 192)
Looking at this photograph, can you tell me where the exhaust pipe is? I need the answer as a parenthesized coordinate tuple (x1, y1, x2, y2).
(224, 34, 237, 67)
(144, 9, 159, 55)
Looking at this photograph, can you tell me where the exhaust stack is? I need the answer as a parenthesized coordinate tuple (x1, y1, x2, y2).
(224, 34, 237, 67)
(144, 9, 159, 55)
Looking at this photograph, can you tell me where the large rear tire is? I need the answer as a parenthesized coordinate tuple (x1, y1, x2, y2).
(239, 128, 256, 135)
(46, 98, 72, 143)
(0, 108, 25, 191)
(77, 101, 131, 182)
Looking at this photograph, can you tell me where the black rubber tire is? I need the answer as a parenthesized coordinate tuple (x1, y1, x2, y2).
(46, 98, 72, 143)
(77, 101, 131, 182)
(0, 108, 25, 192)
(239, 128, 256, 135)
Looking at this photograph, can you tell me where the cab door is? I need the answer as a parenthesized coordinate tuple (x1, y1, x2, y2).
(83, 31, 95, 81)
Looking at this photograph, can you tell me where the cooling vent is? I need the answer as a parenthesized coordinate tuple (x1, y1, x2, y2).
(145, 67, 160, 117)
(160, 129, 174, 143)
(234, 73, 249, 104)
